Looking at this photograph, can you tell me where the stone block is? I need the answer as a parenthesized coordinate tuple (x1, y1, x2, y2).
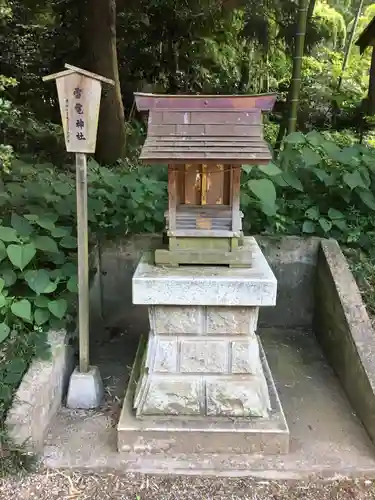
(154, 338, 178, 372)
(206, 307, 259, 335)
(6, 329, 74, 453)
(141, 378, 202, 415)
(206, 377, 269, 417)
(180, 340, 228, 373)
(231, 337, 260, 374)
(150, 306, 203, 334)
(133, 237, 277, 306)
(66, 366, 104, 410)
(118, 337, 290, 455)
(314, 239, 375, 446)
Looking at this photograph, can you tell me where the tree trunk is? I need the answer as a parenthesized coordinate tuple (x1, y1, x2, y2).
(82, 0, 125, 164)
(287, 0, 309, 134)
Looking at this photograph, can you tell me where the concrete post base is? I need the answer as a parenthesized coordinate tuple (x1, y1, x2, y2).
(66, 366, 104, 409)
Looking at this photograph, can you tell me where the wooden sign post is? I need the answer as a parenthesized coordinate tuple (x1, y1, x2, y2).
(43, 64, 114, 375)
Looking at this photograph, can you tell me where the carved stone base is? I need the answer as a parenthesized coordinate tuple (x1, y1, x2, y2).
(117, 336, 290, 455)
(134, 315, 270, 418)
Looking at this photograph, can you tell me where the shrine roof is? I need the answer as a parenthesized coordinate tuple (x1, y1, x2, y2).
(134, 93, 276, 163)
(356, 16, 375, 54)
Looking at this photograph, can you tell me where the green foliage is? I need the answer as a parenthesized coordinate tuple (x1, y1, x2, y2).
(0, 158, 167, 424)
(241, 131, 375, 254)
(345, 247, 375, 323)
(313, 0, 347, 50)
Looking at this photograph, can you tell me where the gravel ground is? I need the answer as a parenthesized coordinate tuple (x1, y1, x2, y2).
(0, 472, 375, 500)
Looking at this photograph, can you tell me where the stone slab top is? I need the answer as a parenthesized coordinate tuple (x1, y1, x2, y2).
(132, 237, 277, 306)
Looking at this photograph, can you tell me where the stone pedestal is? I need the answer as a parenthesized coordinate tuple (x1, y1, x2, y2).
(118, 237, 289, 456)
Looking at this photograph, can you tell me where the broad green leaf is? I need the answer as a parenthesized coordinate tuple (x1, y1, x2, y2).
(358, 190, 375, 210)
(281, 172, 304, 191)
(0, 226, 18, 242)
(305, 130, 324, 147)
(241, 165, 253, 174)
(300, 147, 321, 167)
(51, 227, 71, 238)
(343, 171, 366, 190)
(6, 243, 36, 270)
(362, 155, 375, 171)
(319, 217, 332, 233)
(34, 235, 59, 253)
(0, 278, 4, 293)
(305, 206, 319, 220)
(7, 184, 24, 197)
(44, 280, 58, 294)
(302, 220, 316, 233)
(67, 275, 78, 292)
(311, 167, 334, 186)
(261, 202, 277, 216)
(49, 268, 64, 280)
(48, 299, 67, 319)
(34, 295, 50, 308)
(7, 358, 27, 375)
(341, 147, 361, 166)
(0, 295, 7, 308)
(24, 270, 51, 295)
(34, 308, 50, 326)
(48, 252, 66, 266)
(24, 214, 39, 222)
(240, 192, 252, 208)
(0, 269, 17, 286)
(11, 299, 32, 321)
(328, 208, 345, 220)
(321, 141, 342, 160)
(53, 182, 72, 196)
(248, 179, 276, 208)
(11, 213, 33, 237)
(0, 323, 10, 343)
(359, 166, 371, 188)
(258, 162, 282, 176)
(60, 236, 77, 249)
(333, 219, 347, 231)
(271, 174, 289, 187)
(35, 216, 56, 231)
(285, 131, 305, 144)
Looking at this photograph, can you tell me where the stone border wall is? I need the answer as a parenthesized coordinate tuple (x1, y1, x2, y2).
(314, 239, 375, 444)
(96, 234, 321, 332)
(5, 329, 74, 453)
(257, 236, 320, 328)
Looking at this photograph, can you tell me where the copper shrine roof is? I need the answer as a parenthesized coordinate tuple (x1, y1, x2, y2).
(134, 93, 276, 163)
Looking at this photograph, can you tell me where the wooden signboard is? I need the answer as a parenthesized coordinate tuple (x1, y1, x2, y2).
(43, 64, 114, 153)
(42, 64, 114, 374)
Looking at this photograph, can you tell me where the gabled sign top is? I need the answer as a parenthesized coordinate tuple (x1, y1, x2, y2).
(42, 63, 115, 86)
(42, 63, 114, 153)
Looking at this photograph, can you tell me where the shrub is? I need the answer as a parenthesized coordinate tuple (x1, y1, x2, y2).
(241, 130, 375, 254)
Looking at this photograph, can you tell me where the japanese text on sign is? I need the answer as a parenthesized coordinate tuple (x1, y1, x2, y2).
(73, 88, 86, 141)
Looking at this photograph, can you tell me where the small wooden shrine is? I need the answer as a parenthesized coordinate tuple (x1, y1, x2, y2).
(134, 93, 276, 267)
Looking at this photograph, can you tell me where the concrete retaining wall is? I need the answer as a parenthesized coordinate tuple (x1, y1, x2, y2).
(97, 234, 320, 333)
(314, 239, 375, 444)
(6, 330, 74, 452)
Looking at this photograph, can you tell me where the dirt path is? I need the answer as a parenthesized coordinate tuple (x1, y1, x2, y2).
(0, 472, 375, 500)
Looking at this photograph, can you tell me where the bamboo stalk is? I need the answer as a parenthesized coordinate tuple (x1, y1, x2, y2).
(288, 0, 310, 134)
